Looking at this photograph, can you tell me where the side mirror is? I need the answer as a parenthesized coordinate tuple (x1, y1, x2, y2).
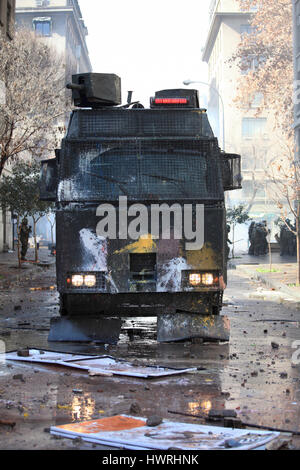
(40, 158, 58, 201)
(222, 153, 242, 191)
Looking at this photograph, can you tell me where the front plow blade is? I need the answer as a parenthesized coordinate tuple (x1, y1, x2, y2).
(157, 313, 230, 343)
(48, 316, 122, 344)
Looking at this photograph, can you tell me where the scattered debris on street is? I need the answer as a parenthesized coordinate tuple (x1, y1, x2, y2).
(3, 349, 197, 378)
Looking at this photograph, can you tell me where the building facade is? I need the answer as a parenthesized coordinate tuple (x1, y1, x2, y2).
(0, 0, 92, 253)
(293, 0, 300, 161)
(0, 0, 16, 252)
(202, 0, 283, 220)
(16, 0, 92, 79)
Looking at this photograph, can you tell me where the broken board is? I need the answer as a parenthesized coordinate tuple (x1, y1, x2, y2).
(3, 349, 196, 378)
(157, 313, 230, 342)
(50, 414, 279, 450)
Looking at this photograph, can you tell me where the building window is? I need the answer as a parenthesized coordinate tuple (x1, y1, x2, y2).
(33, 18, 52, 36)
(240, 24, 255, 35)
(242, 181, 265, 200)
(251, 92, 264, 108)
(241, 55, 259, 75)
(241, 146, 267, 171)
(36, 0, 50, 7)
(242, 118, 267, 139)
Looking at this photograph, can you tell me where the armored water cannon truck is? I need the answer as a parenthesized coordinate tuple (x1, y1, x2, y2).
(40, 73, 241, 343)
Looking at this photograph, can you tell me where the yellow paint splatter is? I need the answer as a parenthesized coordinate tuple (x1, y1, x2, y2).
(186, 243, 220, 270)
(200, 316, 216, 328)
(115, 234, 157, 254)
(57, 404, 72, 410)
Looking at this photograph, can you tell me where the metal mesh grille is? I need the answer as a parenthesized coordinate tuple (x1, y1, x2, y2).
(130, 253, 157, 273)
(68, 109, 214, 139)
(222, 153, 242, 191)
(59, 139, 223, 202)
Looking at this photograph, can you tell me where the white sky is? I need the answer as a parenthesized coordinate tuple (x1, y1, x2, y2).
(79, 0, 211, 107)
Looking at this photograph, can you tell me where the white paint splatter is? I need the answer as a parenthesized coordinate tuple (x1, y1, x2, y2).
(79, 228, 107, 271)
(58, 178, 81, 201)
(79, 229, 119, 293)
(157, 257, 190, 292)
(105, 272, 119, 294)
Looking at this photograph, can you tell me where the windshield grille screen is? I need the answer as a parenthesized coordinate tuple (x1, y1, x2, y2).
(68, 109, 214, 139)
(58, 139, 223, 202)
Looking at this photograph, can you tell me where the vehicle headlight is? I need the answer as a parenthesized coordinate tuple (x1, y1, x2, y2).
(189, 273, 201, 286)
(202, 273, 214, 286)
(72, 275, 84, 287)
(84, 275, 96, 287)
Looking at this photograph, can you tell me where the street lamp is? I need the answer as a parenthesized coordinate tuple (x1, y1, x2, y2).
(183, 79, 225, 150)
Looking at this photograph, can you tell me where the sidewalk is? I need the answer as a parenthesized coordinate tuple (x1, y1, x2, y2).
(0, 247, 55, 287)
(231, 252, 300, 302)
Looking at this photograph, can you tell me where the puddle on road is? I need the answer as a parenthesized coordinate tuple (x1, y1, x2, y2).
(71, 393, 96, 422)
(0, 267, 300, 449)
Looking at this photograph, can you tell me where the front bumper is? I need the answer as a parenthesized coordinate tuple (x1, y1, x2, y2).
(60, 291, 223, 316)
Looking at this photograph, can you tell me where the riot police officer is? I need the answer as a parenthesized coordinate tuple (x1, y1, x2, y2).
(20, 218, 32, 261)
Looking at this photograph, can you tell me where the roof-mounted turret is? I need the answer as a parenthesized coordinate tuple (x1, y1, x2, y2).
(66, 73, 122, 108)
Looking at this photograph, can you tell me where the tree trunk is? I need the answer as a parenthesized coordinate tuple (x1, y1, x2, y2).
(297, 204, 300, 286)
(33, 218, 38, 263)
(17, 215, 21, 269)
(51, 224, 54, 245)
(232, 224, 235, 259)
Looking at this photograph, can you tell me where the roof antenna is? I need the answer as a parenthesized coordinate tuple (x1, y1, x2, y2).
(127, 91, 133, 104)
(120, 90, 143, 108)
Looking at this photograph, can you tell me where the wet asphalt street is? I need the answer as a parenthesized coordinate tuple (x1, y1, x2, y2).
(0, 263, 300, 450)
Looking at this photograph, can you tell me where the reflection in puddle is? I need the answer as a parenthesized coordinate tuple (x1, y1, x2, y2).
(201, 400, 213, 413)
(188, 399, 212, 415)
(71, 393, 95, 422)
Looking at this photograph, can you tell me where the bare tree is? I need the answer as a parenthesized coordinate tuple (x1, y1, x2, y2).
(267, 143, 300, 284)
(231, 0, 293, 138)
(0, 162, 53, 266)
(229, 0, 299, 283)
(0, 29, 68, 176)
(46, 213, 56, 245)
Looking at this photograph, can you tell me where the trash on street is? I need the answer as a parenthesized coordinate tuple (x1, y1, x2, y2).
(50, 414, 280, 450)
(3, 349, 197, 378)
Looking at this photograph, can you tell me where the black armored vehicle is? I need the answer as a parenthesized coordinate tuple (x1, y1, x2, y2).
(40, 73, 241, 342)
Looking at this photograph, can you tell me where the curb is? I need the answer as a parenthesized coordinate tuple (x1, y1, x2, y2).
(235, 264, 300, 303)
